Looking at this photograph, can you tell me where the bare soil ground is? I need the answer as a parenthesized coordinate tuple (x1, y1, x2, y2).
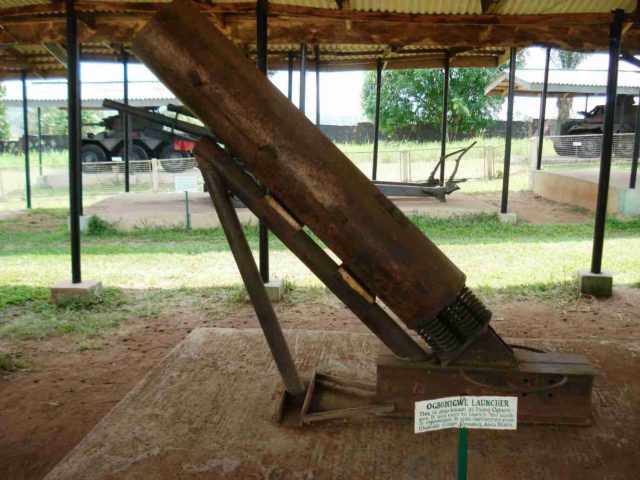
(1, 287, 639, 479)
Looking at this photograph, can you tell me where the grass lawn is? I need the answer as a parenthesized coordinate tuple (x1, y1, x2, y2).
(0, 208, 639, 344)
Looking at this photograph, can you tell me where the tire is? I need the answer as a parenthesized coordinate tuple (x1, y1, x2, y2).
(118, 144, 149, 173)
(577, 137, 601, 158)
(81, 144, 109, 173)
(615, 136, 634, 158)
(159, 145, 196, 173)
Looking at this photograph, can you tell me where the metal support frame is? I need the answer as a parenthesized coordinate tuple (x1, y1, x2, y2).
(66, 0, 81, 283)
(630, 86, 639, 189)
(287, 51, 294, 101)
(500, 47, 517, 214)
(440, 52, 450, 186)
(256, 0, 270, 283)
(21, 70, 31, 209)
(199, 155, 305, 397)
(536, 48, 551, 170)
(37, 106, 43, 176)
(372, 58, 382, 181)
(315, 45, 320, 126)
(591, 10, 624, 274)
(122, 49, 131, 193)
(299, 43, 307, 114)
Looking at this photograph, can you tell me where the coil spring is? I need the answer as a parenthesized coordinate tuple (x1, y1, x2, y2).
(414, 287, 492, 357)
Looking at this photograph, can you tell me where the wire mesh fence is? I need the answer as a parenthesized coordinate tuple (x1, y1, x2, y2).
(0, 142, 533, 211)
(534, 133, 636, 170)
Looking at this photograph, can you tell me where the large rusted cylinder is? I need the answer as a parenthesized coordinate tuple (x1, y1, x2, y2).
(134, 0, 472, 344)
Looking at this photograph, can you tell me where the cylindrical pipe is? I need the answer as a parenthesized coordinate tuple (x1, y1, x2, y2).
(198, 151, 305, 396)
(299, 43, 307, 114)
(37, 106, 43, 176)
(287, 51, 294, 101)
(630, 86, 640, 189)
(122, 50, 131, 193)
(21, 70, 31, 209)
(134, 0, 467, 335)
(440, 52, 450, 186)
(315, 44, 320, 126)
(66, 0, 81, 283)
(196, 138, 428, 360)
(500, 47, 517, 214)
(536, 47, 551, 170)
(256, 0, 269, 283)
(591, 10, 624, 274)
(372, 58, 382, 181)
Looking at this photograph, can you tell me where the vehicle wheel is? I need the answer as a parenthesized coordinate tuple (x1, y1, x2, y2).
(118, 145, 149, 173)
(552, 139, 572, 156)
(159, 146, 196, 173)
(615, 136, 634, 158)
(81, 144, 108, 173)
(577, 137, 601, 158)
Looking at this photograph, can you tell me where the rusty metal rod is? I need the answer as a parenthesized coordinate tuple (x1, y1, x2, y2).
(196, 138, 428, 360)
(199, 154, 305, 396)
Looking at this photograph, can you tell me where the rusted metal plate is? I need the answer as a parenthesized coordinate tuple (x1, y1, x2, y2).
(376, 353, 594, 425)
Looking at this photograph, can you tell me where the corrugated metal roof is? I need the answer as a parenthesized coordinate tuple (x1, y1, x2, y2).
(485, 69, 640, 96)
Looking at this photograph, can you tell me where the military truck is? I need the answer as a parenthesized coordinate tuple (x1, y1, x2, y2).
(551, 94, 637, 158)
(81, 107, 197, 173)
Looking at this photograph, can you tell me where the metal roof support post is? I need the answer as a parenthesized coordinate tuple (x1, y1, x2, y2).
(591, 10, 624, 274)
(629, 86, 640, 188)
(122, 50, 130, 193)
(372, 58, 382, 181)
(66, 0, 81, 283)
(500, 47, 516, 214)
(299, 43, 307, 114)
(37, 107, 43, 176)
(287, 51, 294, 101)
(256, 0, 269, 283)
(440, 52, 450, 185)
(21, 70, 31, 209)
(536, 47, 551, 170)
(315, 45, 320, 126)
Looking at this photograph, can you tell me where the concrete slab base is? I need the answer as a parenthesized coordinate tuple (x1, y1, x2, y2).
(498, 212, 518, 223)
(45, 328, 640, 479)
(264, 278, 285, 302)
(48, 279, 103, 305)
(578, 269, 613, 297)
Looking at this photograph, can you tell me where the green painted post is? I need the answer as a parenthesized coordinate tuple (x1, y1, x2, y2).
(185, 190, 191, 230)
(37, 107, 43, 176)
(457, 428, 468, 480)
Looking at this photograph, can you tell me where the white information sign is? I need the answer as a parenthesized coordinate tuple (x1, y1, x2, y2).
(174, 176, 199, 193)
(415, 396, 517, 433)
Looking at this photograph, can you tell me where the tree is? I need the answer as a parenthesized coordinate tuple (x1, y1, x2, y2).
(0, 85, 10, 140)
(551, 50, 587, 122)
(361, 67, 505, 139)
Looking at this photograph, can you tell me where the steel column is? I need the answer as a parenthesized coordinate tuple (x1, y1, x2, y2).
(630, 86, 640, 188)
(299, 43, 307, 114)
(256, 0, 269, 282)
(536, 47, 551, 170)
(21, 70, 31, 209)
(198, 153, 305, 396)
(440, 52, 450, 186)
(591, 10, 624, 274)
(315, 44, 320, 126)
(122, 50, 131, 192)
(372, 58, 382, 181)
(66, 0, 81, 283)
(500, 48, 517, 214)
(287, 51, 294, 101)
(37, 106, 43, 176)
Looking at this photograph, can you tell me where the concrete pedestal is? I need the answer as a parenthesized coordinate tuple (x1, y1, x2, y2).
(49, 280, 103, 305)
(498, 212, 517, 224)
(578, 269, 613, 297)
(264, 278, 284, 302)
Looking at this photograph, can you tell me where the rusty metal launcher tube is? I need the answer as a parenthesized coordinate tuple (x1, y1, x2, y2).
(133, 0, 489, 357)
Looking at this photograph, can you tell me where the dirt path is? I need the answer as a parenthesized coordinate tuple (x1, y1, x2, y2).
(1, 287, 639, 479)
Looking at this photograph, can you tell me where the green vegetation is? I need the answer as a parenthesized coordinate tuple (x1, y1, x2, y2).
(0, 351, 27, 374)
